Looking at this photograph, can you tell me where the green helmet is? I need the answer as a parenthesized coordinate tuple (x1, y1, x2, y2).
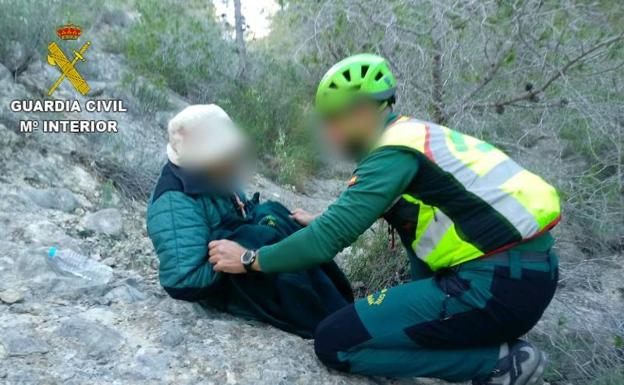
(315, 53, 397, 116)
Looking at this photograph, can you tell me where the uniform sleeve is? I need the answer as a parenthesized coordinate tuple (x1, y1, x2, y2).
(258, 148, 419, 273)
(146, 191, 222, 301)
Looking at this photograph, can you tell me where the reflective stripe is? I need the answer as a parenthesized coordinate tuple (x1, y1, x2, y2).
(375, 117, 560, 269)
(424, 123, 540, 237)
(472, 160, 540, 236)
(414, 208, 453, 258)
(499, 170, 561, 229)
(426, 224, 484, 270)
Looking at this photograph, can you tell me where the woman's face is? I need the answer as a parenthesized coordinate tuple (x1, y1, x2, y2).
(200, 153, 251, 190)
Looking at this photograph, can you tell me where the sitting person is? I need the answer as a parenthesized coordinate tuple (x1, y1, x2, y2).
(146, 104, 352, 337)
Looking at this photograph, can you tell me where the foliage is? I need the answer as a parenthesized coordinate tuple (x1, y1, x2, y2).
(0, 0, 104, 73)
(125, 0, 232, 99)
(123, 0, 317, 187)
(345, 223, 410, 296)
(267, 2, 623, 381)
(268, 0, 624, 253)
(120, 72, 172, 116)
(531, 314, 624, 385)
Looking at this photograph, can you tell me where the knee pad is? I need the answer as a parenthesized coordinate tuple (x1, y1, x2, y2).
(314, 305, 371, 371)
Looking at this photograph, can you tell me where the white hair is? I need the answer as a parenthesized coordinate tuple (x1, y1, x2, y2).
(166, 104, 246, 168)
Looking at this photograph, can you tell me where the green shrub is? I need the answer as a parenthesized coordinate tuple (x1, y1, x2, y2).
(124, 0, 231, 98)
(345, 223, 410, 297)
(218, 54, 318, 187)
(121, 72, 171, 115)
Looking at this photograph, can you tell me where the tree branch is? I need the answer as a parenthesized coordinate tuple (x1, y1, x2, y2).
(463, 33, 624, 111)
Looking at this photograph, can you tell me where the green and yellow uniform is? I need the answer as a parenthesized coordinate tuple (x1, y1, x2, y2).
(257, 113, 560, 382)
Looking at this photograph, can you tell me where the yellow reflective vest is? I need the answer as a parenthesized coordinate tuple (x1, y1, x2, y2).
(376, 116, 561, 271)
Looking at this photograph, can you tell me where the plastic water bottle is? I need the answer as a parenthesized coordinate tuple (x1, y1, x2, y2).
(47, 247, 113, 285)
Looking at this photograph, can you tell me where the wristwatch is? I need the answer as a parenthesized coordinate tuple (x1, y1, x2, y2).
(240, 249, 257, 272)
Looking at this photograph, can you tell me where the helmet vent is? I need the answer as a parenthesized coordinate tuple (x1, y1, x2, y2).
(361, 65, 369, 78)
(329, 82, 338, 89)
(342, 70, 351, 82)
(375, 71, 384, 81)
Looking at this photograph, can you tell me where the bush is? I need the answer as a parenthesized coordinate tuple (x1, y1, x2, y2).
(120, 72, 172, 116)
(531, 318, 624, 385)
(124, 0, 233, 99)
(345, 222, 410, 297)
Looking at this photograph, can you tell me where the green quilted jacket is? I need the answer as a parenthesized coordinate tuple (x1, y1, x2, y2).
(146, 162, 352, 337)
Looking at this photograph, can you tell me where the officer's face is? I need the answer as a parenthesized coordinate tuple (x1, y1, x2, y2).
(323, 102, 381, 159)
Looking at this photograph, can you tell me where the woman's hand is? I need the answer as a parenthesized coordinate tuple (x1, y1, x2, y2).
(290, 208, 318, 227)
(208, 240, 247, 274)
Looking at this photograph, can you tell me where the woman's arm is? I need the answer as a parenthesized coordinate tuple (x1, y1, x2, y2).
(147, 191, 221, 301)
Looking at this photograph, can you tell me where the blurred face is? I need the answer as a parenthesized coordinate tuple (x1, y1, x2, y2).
(322, 101, 383, 159)
(198, 150, 253, 192)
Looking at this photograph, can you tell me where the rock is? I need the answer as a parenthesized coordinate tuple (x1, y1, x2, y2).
(25, 187, 79, 213)
(21, 221, 80, 250)
(88, 81, 107, 96)
(0, 62, 10, 81)
(100, 8, 132, 28)
(0, 289, 24, 304)
(0, 329, 49, 356)
(133, 347, 173, 379)
(82, 208, 123, 236)
(160, 323, 185, 347)
(104, 284, 147, 304)
(101, 256, 117, 266)
(57, 316, 124, 360)
(0, 123, 20, 147)
(1, 40, 30, 73)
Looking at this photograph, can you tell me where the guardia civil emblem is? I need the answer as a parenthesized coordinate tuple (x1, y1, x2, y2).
(47, 23, 91, 96)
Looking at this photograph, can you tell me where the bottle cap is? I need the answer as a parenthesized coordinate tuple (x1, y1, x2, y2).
(48, 247, 57, 258)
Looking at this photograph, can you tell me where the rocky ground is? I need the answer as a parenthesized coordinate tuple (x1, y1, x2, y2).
(0, 11, 622, 385)
(0, 123, 438, 385)
(0, 29, 436, 383)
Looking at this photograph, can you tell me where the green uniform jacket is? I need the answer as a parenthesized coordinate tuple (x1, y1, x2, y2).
(258, 113, 554, 274)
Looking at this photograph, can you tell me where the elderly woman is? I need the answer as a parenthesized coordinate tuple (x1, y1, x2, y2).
(146, 104, 352, 337)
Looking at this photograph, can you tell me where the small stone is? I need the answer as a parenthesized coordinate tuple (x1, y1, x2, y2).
(57, 316, 124, 360)
(101, 257, 117, 267)
(0, 330, 49, 356)
(82, 208, 123, 236)
(134, 347, 172, 379)
(0, 63, 10, 81)
(0, 289, 23, 304)
(160, 324, 185, 348)
(2, 40, 29, 73)
(25, 187, 79, 213)
(104, 284, 146, 304)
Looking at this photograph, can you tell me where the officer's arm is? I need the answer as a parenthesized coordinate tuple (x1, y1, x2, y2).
(257, 148, 419, 273)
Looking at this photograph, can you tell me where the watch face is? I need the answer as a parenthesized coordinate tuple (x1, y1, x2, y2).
(241, 250, 253, 265)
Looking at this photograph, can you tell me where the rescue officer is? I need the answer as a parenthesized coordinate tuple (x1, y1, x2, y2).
(208, 54, 560, 385)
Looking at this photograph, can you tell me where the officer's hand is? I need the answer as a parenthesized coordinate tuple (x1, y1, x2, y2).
(208, 240, 247, 274)
(290, 208, 318, 227)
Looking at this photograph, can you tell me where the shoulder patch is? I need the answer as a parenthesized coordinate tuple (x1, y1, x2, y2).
(347, 175, 358, 187)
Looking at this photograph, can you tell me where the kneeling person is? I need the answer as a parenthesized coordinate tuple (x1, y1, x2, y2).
(209, 55, 560, 385)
